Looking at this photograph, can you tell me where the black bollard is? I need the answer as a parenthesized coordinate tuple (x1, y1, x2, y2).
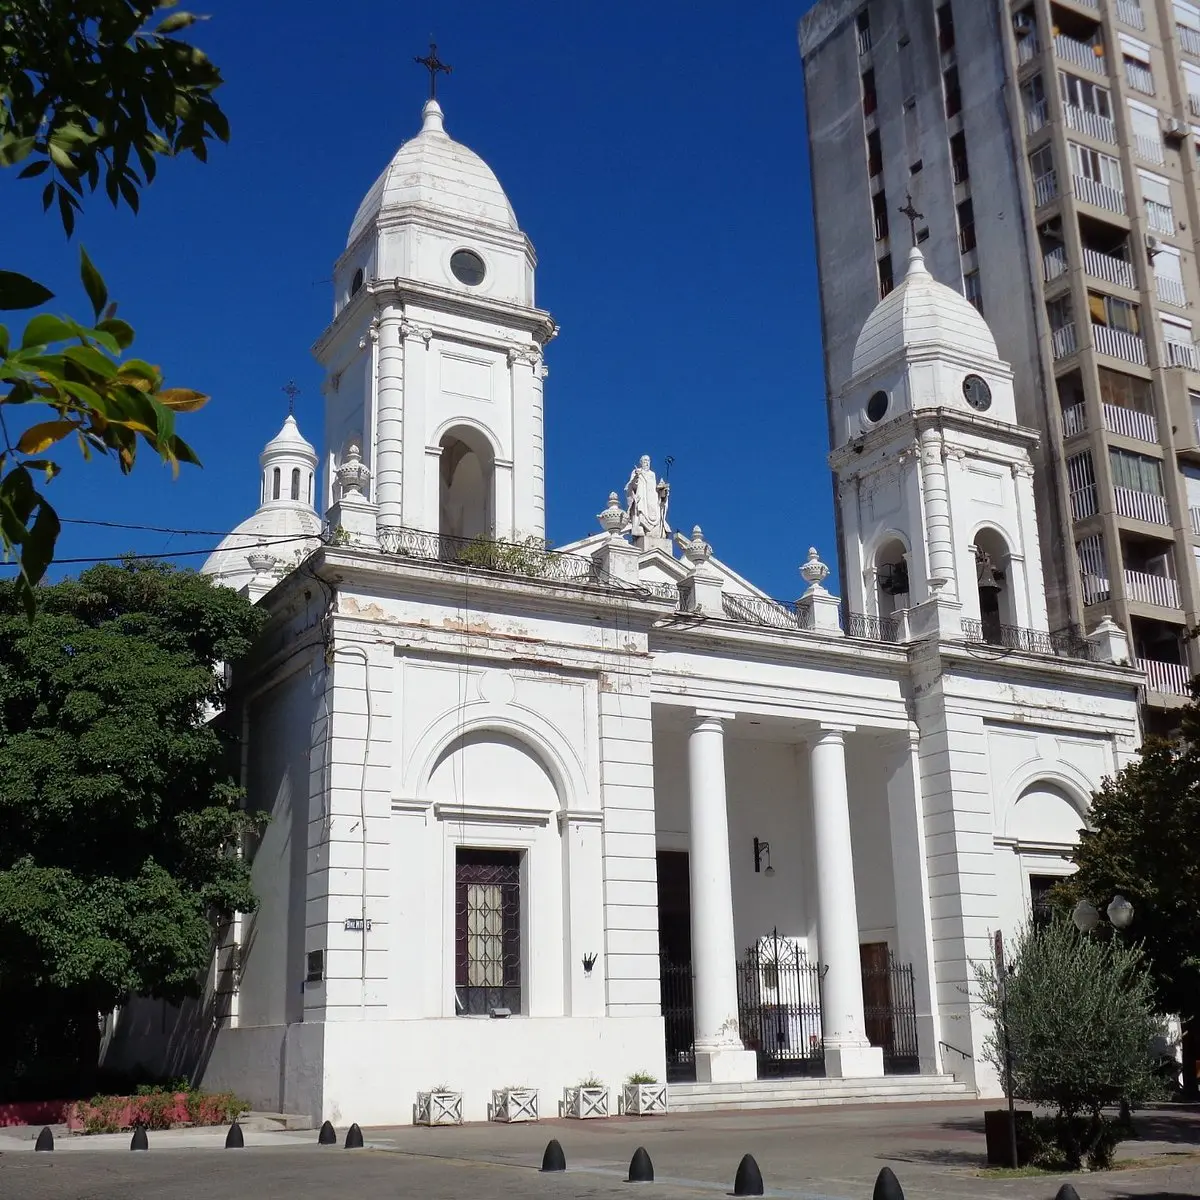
(734, 1153, 764, 1196)
(1055, 1187, 1081, 1200)
(541, 1138, 567, 1172)
(318, 1119, 337, 1145)
(130, 1124, 149, 1151)
(344, 1122, 364, 1149)
(872, 1166, 904, 1200)
(627, 1146, 654, 1183)
(34, 1126, 54, 1152)
(225, 1121, 245, 1148)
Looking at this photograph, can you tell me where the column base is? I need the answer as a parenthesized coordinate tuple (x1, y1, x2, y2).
(694, 1047, 758, 1083)
(824, 1043, 884, 1078)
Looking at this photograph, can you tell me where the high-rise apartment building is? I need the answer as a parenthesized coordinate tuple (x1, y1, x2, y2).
(800, 0, 1200, 725)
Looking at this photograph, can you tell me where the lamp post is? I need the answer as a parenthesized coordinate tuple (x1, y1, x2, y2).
(1071, 894, 1135, 933)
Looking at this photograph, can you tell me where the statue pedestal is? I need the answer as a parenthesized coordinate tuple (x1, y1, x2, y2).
(635, 534, 673, 556)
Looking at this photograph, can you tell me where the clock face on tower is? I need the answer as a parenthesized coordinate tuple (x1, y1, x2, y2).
(963, 373, 992, 412)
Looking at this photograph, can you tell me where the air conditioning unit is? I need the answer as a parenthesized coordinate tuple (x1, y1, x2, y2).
(1013, 11, 1034, 33)
(1164, 117, 1187, 142)
(1145, 233, 1161, 256)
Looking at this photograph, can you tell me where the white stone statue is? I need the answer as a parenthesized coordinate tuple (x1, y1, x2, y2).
(624, 455, 670, 544)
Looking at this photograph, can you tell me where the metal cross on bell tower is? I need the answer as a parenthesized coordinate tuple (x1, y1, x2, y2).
(414, 41, 452, 100)
(282, 380, 300, 416)
(898, 192, 924, 246)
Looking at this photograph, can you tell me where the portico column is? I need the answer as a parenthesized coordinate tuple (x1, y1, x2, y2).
(687, 711, 757, 1083)
(809, 725, 884, 1078)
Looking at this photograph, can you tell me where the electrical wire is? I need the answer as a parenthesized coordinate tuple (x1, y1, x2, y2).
(35, 533, 324, 566)
(60, 518, 232, 536)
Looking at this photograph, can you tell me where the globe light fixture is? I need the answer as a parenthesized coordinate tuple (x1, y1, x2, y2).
(1072, 900, 1101, 933)
(1106, 894, 1135, 930)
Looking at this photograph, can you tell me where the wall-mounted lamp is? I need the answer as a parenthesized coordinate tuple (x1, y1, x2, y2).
(753, 837, 775, 877)
(582, 952, 597, 975)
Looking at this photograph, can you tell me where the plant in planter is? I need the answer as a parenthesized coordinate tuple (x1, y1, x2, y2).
(563, 1076, 609, 1120)
(415, 1084, 463, 1126)
(622, 1071, 668, 1116)
(491, 1084, 539, 1123)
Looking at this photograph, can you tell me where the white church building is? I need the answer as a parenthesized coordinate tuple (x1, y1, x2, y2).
(107, 94, 1143, 1124)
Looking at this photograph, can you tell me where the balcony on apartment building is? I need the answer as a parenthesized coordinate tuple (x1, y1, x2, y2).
(1042, 217, 1139, 290)
(1117, 0, 1146, 30)
(1093, 322, 1148, 365)
(1055, 32, 1107, 75)
(1035, 168, 1060, 208)
(1145, 199, 1175, 235)
(1181, 23, 1200, 59)
(1063, 101, 1116, 144)
(1052, 320, 1079, 359)
(1122, 536, 1181, 607)
(1163, 335, 1200, 370)
(1132, 616, 1191, 697)
(1058, 368, 1160, 444)
(1157, 273, 1188, 307)
(1073, 172, 1127, 215)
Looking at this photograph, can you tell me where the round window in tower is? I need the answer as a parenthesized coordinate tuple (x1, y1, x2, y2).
(450, 249, 486, 287)
(962, 373, 992, 412)
(350, 267, 364, 295)
(866, 390, 889, 423)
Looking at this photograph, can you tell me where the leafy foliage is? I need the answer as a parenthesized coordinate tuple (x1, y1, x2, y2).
(1055, 722, 1200, 1033)
(0, 561, 266, 1099)
(974, 920, 1165, 1170)
(0, 2, 228, 605)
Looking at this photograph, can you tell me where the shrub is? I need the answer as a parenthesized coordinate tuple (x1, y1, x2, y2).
(627, 1071, 658, 1085)
(975, 918, 1166, 1170)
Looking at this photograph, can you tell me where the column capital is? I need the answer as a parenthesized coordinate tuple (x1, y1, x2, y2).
(813, 722, 855, 740)
(693, 709, 736, 726)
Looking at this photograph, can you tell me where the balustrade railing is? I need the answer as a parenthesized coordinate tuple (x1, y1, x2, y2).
(842, 610, 902, 643)
(1017, 35, 1041, 65)
(1073, 174, 1126, 214)
(721, 593, 812, 631)
(1025, 100, 1049, 135)
(1080, 571, 1111, 604)
(1181, 24, 1200, 56)
(1134, 132, 1164, 164)
(1070, 483, 1099, 519)
(1117, 0, 1145, 28)
(1063, 103, 1116, 143)
(1146, 199, 1175, 234)
(1191, 505, 1200, 535)
(1052, 322, 1078, 359)
(857, 26, 872, 55)
(1092, 323, 1147, 365)
(1125, 568, 1180, 608)
(1061, 401, 1087, 436)
(1083, 246, 1136, 289)
(1163, 338, 1200, 369)
(1043, 246, 1068, 282)
(1056, 33, 1106, 73)
(1102, 402, 1157, 442)
(961, 618, 1096, 659)
(1156, 274, 1188, 307)
(1137, 657, 1191, 696)
(1034, 170, 1060, 207)
(1114, 486, 1169, 524)
(1124, 60, 1155, 94)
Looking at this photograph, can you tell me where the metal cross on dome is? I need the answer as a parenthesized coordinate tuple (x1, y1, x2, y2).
(898, 192, 924, 246)
(414, 41, 452, 100)
(282, 380, 300, 416)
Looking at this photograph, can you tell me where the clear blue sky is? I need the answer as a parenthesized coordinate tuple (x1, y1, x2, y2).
(8, 0, 835, 600)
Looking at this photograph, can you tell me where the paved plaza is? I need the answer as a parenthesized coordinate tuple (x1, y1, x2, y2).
(1, 1100, 1197, 1200)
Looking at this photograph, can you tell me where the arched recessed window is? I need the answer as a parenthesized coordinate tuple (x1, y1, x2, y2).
(351, 267, 364, 295)
(272, 467, 280, 500)
(291, 467, 301, 500)
(308, 472, 314, 505)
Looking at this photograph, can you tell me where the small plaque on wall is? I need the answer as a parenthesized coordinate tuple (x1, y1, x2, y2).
(344, 918, 373, 933)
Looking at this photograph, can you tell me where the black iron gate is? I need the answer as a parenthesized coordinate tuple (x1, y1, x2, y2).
(861, 951, 920, 1074)
(660, 958, 696, 1081)
(736, 930, 826, 1078)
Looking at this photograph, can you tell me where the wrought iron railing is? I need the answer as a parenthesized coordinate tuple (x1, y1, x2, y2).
(377, 526, 650, 594)
(862, 952, 920, 1075)
(842, 610, 902, 643)
(721, 593, 815, 632)
(961, 618, 1098, 660)
(736, 932, 826, 1079)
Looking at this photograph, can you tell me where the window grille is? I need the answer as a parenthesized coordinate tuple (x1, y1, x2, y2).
(454, 848, 522, 1015)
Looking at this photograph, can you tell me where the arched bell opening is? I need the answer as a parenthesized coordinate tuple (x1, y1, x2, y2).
(874, 538, 910, 617)
(973, 528, 1015, 643)
(439, 426, 495, 542)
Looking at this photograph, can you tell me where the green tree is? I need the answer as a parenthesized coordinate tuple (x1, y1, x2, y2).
(1, 1, 227, 606)
(1056, 718, 1200, 1100)
(975, 920, 1164, 1170)
(0, 561, 267, 1099)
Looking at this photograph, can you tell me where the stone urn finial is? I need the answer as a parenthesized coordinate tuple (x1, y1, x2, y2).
(247, 551, 278, 576)
(677, 524, 713, 567)
(336, 439, 371, 499)
(597, 491, 626, 537)
(799, 546, 830, 593)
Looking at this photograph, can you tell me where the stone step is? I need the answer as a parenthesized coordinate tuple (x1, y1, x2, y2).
(667, 1075, 972, 1113)
(241, 1111, 315, 1132)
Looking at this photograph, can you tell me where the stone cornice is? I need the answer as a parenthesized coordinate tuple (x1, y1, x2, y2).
(839, 341, 1016, 395)
(933, 640, 1143, 691)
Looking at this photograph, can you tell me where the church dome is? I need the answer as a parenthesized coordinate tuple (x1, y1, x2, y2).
(202, 414, 323, 593)
(851, 247, 998, 379)
(347, 100, 518, 247)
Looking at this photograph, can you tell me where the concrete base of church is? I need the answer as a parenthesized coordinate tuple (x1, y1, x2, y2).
(694, 1046, 759, 1083)
(824, 1044, 885, 1078)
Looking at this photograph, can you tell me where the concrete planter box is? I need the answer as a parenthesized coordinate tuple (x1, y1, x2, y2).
(621, 1082, 668, 1115)
(491, 1088, 538, 1123)
(563, 1086, 609, 1119)
(414, 1091, 463, 1126)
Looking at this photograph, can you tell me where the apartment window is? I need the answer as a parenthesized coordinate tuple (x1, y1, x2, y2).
(1139, 169, 1175, 233)
(1186, 63, 1200, 116)
(1089, 291, 1140, 334)
(943, 65, 962, 118)
(1099, 367, 1153, 411)
(1127, 100, 1164, 162)
(1111, 448, 1164, 495)
(1120, 34, 1155, 94)
(1179, 2, 1200, 56)
(878, 253, 895, 298)
(454, 848, 522, 1016)
(950, 130, 969, 183)
(873, 189, 889, 241)
(957, 197, 976, 253)
(1163, 315, 1196, 359)
(862, 68, 877, 116)
(1070, 142, 1123, 191)
(937, 3, 956, 52)
(867, 128, 883, 177)
(857, 8, 872, 56)
(1060, 71, 1112, 120)
(1155, 244, 1186, 304)
(964, 269, 983, 313)
(1021, 73, 1048, 132)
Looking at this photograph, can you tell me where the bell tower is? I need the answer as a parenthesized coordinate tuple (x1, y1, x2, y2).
(829, 248, 1049, 640)
(313, 75, 556, 546)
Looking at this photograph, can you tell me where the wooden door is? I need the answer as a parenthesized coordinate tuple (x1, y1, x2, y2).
(860, 941, 893, 1048)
